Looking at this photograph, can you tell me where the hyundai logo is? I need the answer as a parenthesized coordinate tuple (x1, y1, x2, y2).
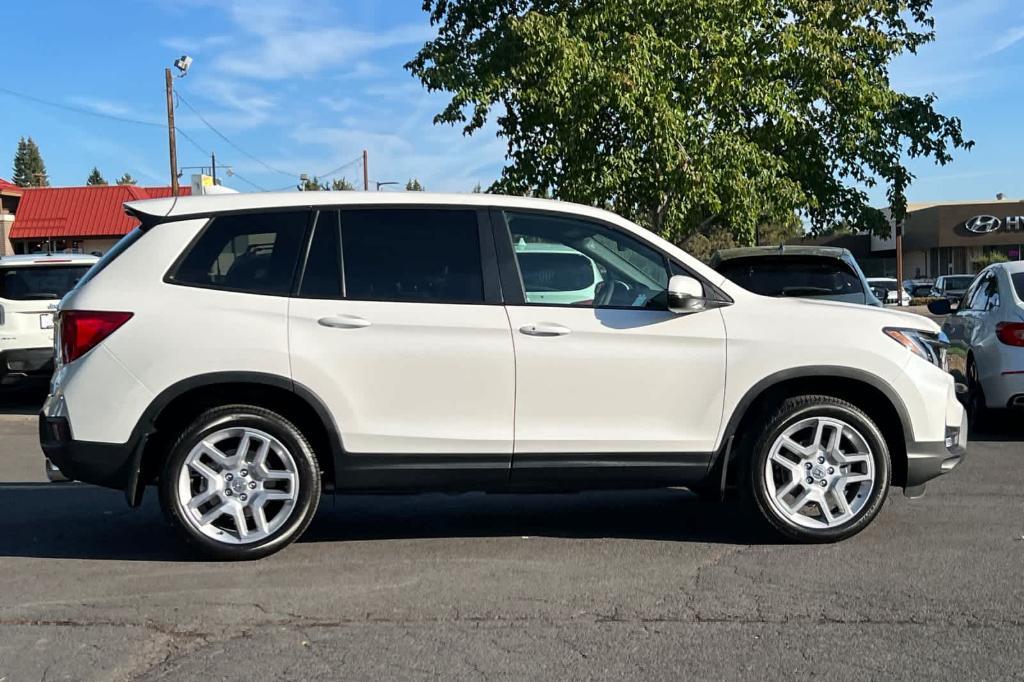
(964, 215, 1002, 234)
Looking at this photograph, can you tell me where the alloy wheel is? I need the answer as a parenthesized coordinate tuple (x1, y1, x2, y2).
(176, 426, 299, 544)
(763, 417, 876, 529)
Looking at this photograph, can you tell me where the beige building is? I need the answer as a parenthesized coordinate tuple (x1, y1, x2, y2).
(0, 179, 22, 256)
(799, 197, 1024, 278)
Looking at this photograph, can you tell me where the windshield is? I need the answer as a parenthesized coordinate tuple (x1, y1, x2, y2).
(943, 276, 974, 290)
(716, 256, 863, 298)
(0, 264, 92, 301)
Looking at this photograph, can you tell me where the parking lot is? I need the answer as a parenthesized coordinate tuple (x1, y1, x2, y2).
(1, 390, 1022, 681)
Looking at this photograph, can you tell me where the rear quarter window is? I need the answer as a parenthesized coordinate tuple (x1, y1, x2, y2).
(169, 211, 310, 296)
(1012, 272, 1024, 302)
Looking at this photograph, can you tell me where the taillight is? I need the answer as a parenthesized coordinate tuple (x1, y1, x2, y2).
(59, 311, 133, 364)
(996, 322, 1024, 347)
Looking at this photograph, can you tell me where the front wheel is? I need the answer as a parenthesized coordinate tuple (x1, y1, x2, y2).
(746, 396, 891, 542)
(159, 405, 322, 560)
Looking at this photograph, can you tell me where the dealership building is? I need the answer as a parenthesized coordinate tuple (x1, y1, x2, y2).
(801, 197, 1024, 278)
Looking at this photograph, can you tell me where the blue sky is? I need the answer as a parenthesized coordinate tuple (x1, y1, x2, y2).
(1, 0, 1023, 205)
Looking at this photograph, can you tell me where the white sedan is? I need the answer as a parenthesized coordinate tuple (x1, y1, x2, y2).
(866, 277, 912, 306)
(934, 262, 1024, 425)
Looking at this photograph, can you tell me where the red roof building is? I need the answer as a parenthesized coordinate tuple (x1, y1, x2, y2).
(7, 184, 190, 254)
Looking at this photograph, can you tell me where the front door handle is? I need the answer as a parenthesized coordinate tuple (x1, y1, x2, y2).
(519, 322, 571, 337)
(318, 315, 372, 329)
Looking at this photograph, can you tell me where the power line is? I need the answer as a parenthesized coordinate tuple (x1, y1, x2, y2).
(315, 155, 362, 182)
(0, 86, 164, 128)
(175, 91, 300, 179)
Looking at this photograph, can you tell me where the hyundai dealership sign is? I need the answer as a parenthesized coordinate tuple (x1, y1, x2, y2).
(964, 214, 1024, 234)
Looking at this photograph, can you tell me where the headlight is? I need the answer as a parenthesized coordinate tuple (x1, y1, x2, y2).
(884, 327, 948, 371)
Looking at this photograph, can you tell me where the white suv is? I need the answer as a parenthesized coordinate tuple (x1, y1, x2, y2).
(41, 193, 967, 559)
(0, 253, 98, 390)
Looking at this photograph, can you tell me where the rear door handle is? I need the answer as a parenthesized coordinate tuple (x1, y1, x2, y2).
(519, 322, 571, 337)
(318, 315, 372, 329)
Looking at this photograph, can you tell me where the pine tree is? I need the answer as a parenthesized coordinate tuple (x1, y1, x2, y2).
(86, 167, 107, 186)
(116, 173, 138, 186)
(471, 183, 483, 193)
(331, 177, 355, 191)
(12, 137, 49, 187)
(405, 178, 425, 191)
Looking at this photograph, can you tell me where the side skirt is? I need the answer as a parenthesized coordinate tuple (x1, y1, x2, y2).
(334, 452, 715, 494)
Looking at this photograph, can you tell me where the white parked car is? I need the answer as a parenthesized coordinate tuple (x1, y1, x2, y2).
(866, 278, 912, 307)
(0, 253, 98, 390)
(933, 262, 1024, 425)
(41, 193, 967, 559)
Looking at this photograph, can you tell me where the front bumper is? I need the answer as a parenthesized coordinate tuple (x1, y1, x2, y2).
(904, 405, 968, 489)
(39, 414, 136, 490)
(0, 348, 53, 388)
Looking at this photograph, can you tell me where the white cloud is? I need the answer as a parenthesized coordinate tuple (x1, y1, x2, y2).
(213, 24, 430, 80)
(985, 25, 1024, 55)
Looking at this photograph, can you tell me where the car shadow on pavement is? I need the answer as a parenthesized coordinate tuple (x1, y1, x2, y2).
(0, 387, 47, 415)
(970, 412, 1024, 443)
(0, 484, 773, 561)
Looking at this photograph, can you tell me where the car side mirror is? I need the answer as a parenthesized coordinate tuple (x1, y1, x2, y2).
(667, 275, 706, 314)
(927, 298, 951, 315)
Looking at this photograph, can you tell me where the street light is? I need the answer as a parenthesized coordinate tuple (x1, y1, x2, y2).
(376, 181, 399, 191)
(173, 55, 193, 77)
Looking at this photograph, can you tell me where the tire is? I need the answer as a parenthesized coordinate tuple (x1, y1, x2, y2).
(966, 356, 990, 433)
(745, 395, 891, 543)
(159, 405, 322, 560)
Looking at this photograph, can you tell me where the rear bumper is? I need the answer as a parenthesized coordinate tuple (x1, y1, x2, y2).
(905, 406, 969, 488)
(39, 414, 135, 490)
(0, 348, 53, 387)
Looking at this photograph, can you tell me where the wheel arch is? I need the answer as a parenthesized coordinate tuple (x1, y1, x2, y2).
(715, 367, 911, 488)
(127, 372, 342, 506)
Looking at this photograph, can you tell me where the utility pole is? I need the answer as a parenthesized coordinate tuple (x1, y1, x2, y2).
(211, 152, 217, 185)
(165, 68, 179, 196)
(362, 149, 369, 191)
(895, 219, 904, 306)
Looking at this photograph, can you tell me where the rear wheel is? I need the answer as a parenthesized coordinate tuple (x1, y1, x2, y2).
(159, 405, 321, 560)
(966, 356, 990, 433)
(746, 396, 891, 542)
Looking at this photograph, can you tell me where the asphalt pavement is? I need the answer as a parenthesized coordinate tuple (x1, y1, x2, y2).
(1, 390, 1023, 681)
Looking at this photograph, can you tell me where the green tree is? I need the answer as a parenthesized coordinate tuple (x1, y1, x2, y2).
(298, 176, 328, 191)
(407, 1, 971, 243)
(471, 182, 483, 193)
(116, 173, 138, 186)
(405, 178, 425, 191)
(331, 177, 355, 191)
(86, 167, 107, 186)
(12, 137, 49, 187)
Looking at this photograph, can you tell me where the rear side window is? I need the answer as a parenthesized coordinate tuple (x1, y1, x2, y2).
(340, 209, 483, 303)
(0, 264, 92, 301)
(716, 256, 862, 298)
(170, 212, 309, 296)
(299, 212, 343, 298)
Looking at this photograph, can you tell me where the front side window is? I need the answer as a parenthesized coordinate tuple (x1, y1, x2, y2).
(505, 212, 669, 308)
(717, 256, 862, 298)
(170, 212, 309, 295)
(341, 209, 484, 303)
